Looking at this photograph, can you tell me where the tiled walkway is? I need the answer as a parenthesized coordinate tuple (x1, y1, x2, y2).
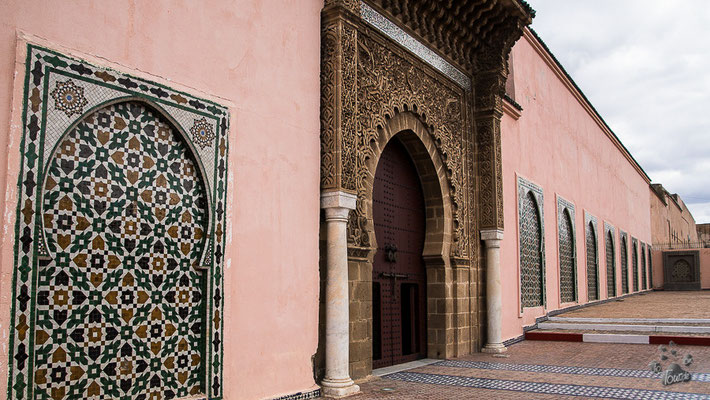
(357, 341, 710, 399)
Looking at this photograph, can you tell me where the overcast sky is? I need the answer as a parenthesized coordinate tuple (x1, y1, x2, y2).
(526, 0, 710, 223)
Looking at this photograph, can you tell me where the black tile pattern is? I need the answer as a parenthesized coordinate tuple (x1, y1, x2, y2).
(384, 371, 710, 399)
(271, 389, 322, 400)
(434, 360, 710, 382)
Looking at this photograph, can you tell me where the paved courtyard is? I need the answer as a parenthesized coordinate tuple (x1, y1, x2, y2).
(357, 341, 710, 399)
(560, 291, 710, 319)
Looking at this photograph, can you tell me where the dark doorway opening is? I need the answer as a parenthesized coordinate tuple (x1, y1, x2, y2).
(372, 136, 427, 369)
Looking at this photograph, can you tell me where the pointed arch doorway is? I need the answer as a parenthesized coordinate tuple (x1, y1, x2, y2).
(372, 136, 427, 369)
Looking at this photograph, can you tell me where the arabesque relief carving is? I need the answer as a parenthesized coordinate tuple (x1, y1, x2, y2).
(347, 28, 470, 257)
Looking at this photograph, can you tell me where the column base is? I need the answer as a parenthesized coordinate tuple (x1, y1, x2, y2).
(321, 378, 360, 398)
(482, 343, 507, 354)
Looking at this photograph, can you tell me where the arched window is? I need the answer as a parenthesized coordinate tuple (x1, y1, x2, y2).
(605, 230, 616, 297)
(620, 235, 629, 294)
(632, 240, 639, 292)
(559, 207, 576, 303)
(586, 222, 598, 301)
(648, 247, 653, 289)
(520, 191, 544, 308)
(641, 244, 647, 290)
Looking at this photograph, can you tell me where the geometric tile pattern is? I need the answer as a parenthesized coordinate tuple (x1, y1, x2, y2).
(519, 179, 545, 309)
(620, 232, 629, 294)
(38, 102, 206, 400)
(605, 225, 616, 298)
(632, 238, 639, 292)
(641, 242, 647, 290)
(383, 371, 710, 400)
(585, 212, 599, 301)
(271, 389, 322, 400)
(9, 44, 229, 400)
(557, 197, 576, 304)
(433, 360, 710, 382)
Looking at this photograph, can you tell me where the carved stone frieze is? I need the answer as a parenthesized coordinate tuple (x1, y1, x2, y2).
(320, 16, 358, 191)
(320, 24, 338, 189)
(324, 0, 361, 14)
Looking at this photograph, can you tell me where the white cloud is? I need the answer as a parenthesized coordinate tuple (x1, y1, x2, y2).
(527, 0, 710, 222)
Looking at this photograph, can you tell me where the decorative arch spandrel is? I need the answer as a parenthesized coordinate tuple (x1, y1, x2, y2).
(348, 25, 472, 258)
(9, 44, 229, 400)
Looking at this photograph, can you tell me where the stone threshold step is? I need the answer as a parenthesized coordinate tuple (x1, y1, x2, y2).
(372, 359, 440, 377)
(538, 322, 710, 334)
(525, 331, 710, 346)
(549, 316, 710, 324)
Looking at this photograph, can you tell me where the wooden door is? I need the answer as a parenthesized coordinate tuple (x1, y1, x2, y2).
(372, 137, 427, 369)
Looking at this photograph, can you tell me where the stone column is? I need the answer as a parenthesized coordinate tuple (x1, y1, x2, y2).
(481, 229, 506, 353)
(320, 190, 360, 397)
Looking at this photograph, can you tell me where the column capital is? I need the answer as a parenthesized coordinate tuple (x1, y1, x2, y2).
(321, 190, 358, 210)
(480, 228, 504, 242)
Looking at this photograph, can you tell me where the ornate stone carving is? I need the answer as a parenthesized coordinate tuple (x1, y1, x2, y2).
(473, 15, 528, 231)
(341, 23, 358, 191)
(324, 0, 360, 14)
(320, 24, 338, 189)
(476, 114, 504, 229)
(349, 28, 469, 257)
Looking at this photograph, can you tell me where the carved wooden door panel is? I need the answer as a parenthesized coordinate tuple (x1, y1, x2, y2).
(372, 138, 427, 369)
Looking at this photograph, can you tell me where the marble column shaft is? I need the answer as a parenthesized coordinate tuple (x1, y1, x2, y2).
(320, 190, 360, 397)
(481, 229, 506, 353)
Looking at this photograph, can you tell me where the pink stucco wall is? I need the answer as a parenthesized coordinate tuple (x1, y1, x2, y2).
(651, 250, 663, 288)
(0, 1, 322, 399)
(701, 250, 710, 289)
(500, 29, 653, 341)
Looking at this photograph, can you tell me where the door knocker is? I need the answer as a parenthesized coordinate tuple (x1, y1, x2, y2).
(384, 243, 398, 263)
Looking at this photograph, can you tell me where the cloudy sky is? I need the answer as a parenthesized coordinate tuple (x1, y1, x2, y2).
(526, 0, 710, 223)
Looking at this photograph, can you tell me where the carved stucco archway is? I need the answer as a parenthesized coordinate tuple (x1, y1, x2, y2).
(364, 112, 453, 264)
(359, 111, 456, 367)
(318, 0, 532, 383)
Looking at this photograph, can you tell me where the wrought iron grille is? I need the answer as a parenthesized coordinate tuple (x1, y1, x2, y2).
(621, 238, 628, 294)
(606, 232, 615, 297)
(632, 245, 639, 291)
(520, 192, 543, 308)
(559, 211, 576, 303)
(586, 224, 598, 301)
(671, 260, 692, 282)
(641, 247, 647, 290)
